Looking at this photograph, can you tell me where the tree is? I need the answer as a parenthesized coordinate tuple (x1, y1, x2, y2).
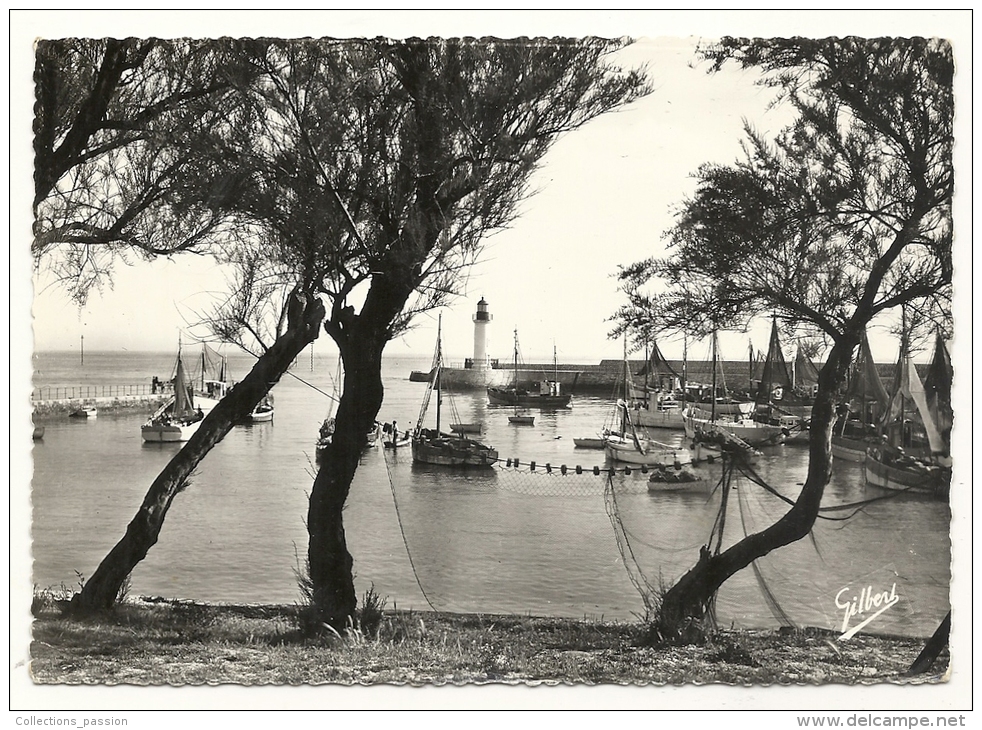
(32, 39, 330, 612)
(614, 36, 952, 641)
(51, 37, 648, 624)
(219, 37, 649, 629)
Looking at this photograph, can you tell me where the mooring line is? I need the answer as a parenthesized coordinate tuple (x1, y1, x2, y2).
(380, 448, 438, 612)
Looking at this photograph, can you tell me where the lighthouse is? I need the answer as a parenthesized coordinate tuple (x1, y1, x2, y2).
(472, 297, 492, 370)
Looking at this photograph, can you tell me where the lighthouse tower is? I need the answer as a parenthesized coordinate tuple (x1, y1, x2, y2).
(472, 297, 492, 370)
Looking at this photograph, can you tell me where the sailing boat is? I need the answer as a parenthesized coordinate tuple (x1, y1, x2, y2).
(487, 336, 571, 408)
(605, 337, 693, 467)
(630, 338, 684, 429)
(683, 330, 786, 448)
(413, 316, 499, 467)
(507, 330, 535, 425)
(141, 342, 204, 442)
(864, 333, 952, 498)
(751, 317, 810, 443)
(831, 331, 890, 462)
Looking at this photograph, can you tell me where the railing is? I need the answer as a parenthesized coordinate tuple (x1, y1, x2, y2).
(31, 383, 172, 401)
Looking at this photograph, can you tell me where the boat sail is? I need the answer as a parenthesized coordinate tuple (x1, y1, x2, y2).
(605, 337, 693, 467)
(141, 344, 204, 442)
(831, 331, 890, 462)
(864, 333, 952, 498)
(752, 317, 810, 441)
(413, 317, 499, 467)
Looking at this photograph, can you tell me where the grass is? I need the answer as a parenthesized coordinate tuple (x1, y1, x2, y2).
(28, 595, 949, 686)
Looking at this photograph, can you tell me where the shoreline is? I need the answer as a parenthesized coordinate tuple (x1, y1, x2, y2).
(29, 597, 948, 686)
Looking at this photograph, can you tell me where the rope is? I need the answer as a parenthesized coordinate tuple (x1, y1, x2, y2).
(380, 447, 438, 612)
(737, 480, 797, 628)
(735, 459, 918, 521)
(604, 472, 659, 615)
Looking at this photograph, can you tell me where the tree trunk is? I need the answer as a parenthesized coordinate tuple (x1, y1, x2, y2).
(71, 295, 325, 612)
(305, 335, 386, 631)
(654, 331, 860, 642)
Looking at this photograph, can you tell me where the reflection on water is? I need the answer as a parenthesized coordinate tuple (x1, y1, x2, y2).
(29, 353, 950, 636)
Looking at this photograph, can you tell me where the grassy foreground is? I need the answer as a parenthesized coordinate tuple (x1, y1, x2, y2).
(29, 596, 948, 686)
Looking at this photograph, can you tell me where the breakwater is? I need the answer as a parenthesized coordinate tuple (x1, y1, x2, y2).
(31, 392, 171, 421)
(419, 359, 777, 395)
(423, 358, 909, 396)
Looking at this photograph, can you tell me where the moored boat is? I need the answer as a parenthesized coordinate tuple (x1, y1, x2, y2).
(141, 346, 203, 443)
(451, 422, 483, 434)
(69, 407, 98, 418)
(863, 331, 952, 500)
(647, 464, 717, 492)
(831, 331, 891, 462)
(508, 414, 535, 425)
(413, 316, 498, 468)
(573, 436, 607, 449)
(487, 332, 571, 409)
(245, 395, 274, 423)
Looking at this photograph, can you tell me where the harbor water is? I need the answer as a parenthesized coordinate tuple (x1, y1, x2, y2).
(27, 350, 951, 637)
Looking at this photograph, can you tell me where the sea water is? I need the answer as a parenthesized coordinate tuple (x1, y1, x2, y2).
(25, 350, 951, 637)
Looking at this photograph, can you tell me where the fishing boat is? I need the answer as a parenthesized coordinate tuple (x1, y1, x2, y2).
(604, 338, 693, 467)
(502, 330, 537, 426)
(194, 343, 232, 412)
(683, 332, 786, 448)
(141, 345, 204, 442)
(630, 339, 685, 429)
(831, 332, 890, 462)
(413, 317, 498, 467)
(487, 335, 571, 409)
(864, 331, 952, 498)
(69, 406, 98, 418)
(750, 317, 811, 441)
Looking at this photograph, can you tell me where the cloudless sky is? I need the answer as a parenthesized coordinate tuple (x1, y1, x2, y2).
(18, 11, 969, 368)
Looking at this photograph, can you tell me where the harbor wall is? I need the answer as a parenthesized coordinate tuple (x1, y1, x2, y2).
(32, 394, 171, 421)
(419, 359, 912, 395)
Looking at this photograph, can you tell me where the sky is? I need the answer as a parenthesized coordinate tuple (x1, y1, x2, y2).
(16, 10, 970, 368)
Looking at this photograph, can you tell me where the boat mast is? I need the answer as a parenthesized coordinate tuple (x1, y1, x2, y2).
(682, 335, 688, 405)
(435, 315, 442, 434)
(514, 328, 520, 413)
(711, 330, 718, 423)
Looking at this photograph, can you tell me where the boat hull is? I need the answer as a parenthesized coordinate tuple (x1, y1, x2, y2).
(632, 406, 684, 430)
(864, 447, 950, 498)
(604, 436, 693, 467)
(683, 408, 786, 447)
(573, 437, 606, 449)
(487, 388, 571, 409)
(141, 420, 202, 442)
(411, 434, 498, 467)
(451, 422, 483, 434)
(831, 434, 871, 462)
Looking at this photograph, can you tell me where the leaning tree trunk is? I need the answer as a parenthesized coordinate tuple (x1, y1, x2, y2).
(654, 330, 861, 642)
(71, 295, 325, 612)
